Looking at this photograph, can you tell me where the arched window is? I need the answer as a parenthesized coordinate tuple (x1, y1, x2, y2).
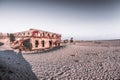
(41, 40, 45, 47)
(49, 40, 52, 47)
(28, 32, 30, 35)
(35, 40, 39, 47)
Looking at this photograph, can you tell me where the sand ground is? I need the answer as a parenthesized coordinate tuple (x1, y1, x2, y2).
(1, 39, 120, 80)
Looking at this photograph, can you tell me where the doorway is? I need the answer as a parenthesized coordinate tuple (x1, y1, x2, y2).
(49, 40, 52, 47)
(41, 40, 45, 47)
(35, 40, 39, 47)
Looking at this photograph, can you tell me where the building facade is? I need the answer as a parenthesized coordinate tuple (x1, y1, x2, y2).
(12, 29, 61, 50)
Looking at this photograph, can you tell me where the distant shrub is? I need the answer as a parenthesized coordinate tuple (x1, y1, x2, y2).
(94, 41, 102, 44)
(23, 39, 32, 51)
(9, 34, 15, 42)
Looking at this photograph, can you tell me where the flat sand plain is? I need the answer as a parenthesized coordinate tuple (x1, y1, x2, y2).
(1, 39, 120, 80)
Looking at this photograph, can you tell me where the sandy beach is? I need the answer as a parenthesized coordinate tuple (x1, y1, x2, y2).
(1, 39, 120, 80)
(1, 0, 120, 80)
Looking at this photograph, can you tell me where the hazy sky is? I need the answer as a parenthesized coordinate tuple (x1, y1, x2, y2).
(0, 0, 120, 40)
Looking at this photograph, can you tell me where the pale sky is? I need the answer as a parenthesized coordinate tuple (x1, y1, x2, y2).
(0, 0, 120, 40)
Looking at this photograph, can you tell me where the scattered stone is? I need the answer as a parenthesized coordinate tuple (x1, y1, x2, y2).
(74, 59, 79, 63)
(70, 54, 75, 57)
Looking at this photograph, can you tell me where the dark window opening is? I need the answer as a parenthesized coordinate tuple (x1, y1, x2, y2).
(28, 32, 30, 35)
(35, 40, 39, 47)
(49, 41, 52, 47)
(41, 40, 45, 47)
(58, 43, 60, 46)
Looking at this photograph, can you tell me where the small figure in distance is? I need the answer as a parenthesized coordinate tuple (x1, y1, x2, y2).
(70, 37, 75, 45)
(70, 37, 73, 43)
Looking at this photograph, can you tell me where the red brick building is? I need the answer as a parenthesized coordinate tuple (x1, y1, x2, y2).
(12, 29, 61, 50)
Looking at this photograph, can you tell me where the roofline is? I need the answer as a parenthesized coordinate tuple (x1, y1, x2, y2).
(29, 28, 61, 35)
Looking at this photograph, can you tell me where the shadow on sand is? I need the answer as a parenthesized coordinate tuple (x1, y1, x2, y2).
(0, 50, 38, 80)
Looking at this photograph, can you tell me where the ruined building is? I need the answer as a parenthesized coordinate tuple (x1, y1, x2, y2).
(12, 29, 61, 50)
